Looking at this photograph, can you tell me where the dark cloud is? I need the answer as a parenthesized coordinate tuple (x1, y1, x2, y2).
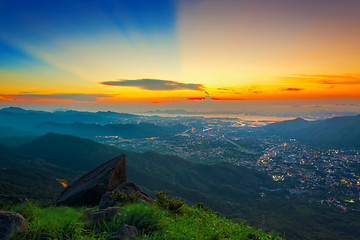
(1, 94, 112, 102)
(281, 88, 304, 91)
(102, 79, 204, 91)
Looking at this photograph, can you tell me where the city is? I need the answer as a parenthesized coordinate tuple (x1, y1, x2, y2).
(95, 115, 360, 212)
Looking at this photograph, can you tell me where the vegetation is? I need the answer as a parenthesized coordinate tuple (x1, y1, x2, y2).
(8, 197, 281, 240)
(155, 191, 184, 214)
(110, 189, 139, 206)
(10, 202, 100, 240)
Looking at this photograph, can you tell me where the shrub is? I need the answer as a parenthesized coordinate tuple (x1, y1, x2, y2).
(95, 203, 162, 236)
(155, 191, 184, 214)
(110, 189, 138, 206)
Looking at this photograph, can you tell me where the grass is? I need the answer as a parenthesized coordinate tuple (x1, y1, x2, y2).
(9, 198, 282, 240)
(145, 204, 281, 240)
(10, 202, 104, 240)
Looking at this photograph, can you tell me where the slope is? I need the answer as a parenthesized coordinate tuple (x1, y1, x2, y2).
(15, 133, 277, 214)
(0, 143, 84, 202)
(263, 115, 360, 147)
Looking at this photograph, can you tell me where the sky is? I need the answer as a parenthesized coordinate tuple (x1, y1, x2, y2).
(1, 0, 360, 114)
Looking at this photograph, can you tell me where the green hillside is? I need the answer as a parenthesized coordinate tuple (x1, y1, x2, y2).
(0, 143, 84, 202)
(16, 132, 120, 170)
(2, 133, 360, 239)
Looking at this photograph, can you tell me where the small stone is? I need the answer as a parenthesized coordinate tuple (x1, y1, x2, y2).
(118, 224, 139, 240)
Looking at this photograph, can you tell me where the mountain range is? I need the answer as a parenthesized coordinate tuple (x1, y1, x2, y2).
(263, 114, 360, 147)
(0, 107, 186, 139)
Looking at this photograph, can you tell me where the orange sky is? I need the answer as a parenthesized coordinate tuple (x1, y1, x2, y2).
(0, 0, 359, 113)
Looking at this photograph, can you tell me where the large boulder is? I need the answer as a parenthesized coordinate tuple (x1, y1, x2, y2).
(0, 211, 27, 240)
(99, 182, 153, 209)
(57, 155, 126, 206)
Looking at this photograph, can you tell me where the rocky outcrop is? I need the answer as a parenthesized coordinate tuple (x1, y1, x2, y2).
(57, 155, 127, 206)
(82, 207, 121, 227)
(108, 155, 126, 191)
(99, 182, 153, 209)
(0, 211, 27, 240)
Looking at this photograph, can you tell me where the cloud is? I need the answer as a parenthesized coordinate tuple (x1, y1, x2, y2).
(335, 103, 360, 106)
(101, 79, 204, 91)
(281, 88, 304, 91)
(0, 94, 112, 102)
(250, 90, 263, 94)
(283, 74, 360, 85)
(211, 97, 245, 100)
(187, 97, 206, 101)
(311, 105, 323, 108)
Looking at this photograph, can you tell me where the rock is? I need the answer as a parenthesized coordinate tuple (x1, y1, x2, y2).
(57, 155, 127, 206)
(82, 207, 121, 227)
(0, 211, 27, 240)
(99, 182, 153, 209)
(109, 224, 138, 240)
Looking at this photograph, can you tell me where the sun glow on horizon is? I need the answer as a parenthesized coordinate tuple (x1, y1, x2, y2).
(0, 0, 360, 112)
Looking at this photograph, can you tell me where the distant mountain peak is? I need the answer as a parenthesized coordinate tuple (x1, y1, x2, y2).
(0, 107, 28, 113)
